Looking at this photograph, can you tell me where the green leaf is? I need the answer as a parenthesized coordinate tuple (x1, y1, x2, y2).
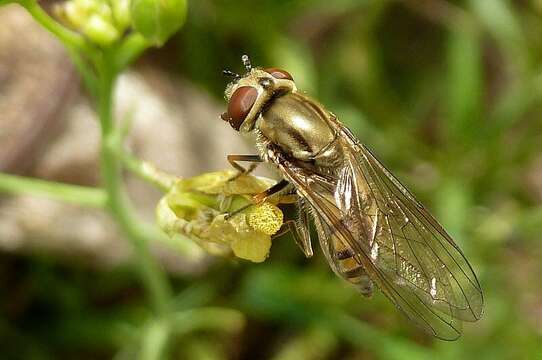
(325, 312, 434, 360)
(469, 0, 530, 132)
(435, 179, 471, 248)
(469, 0, 526, 61)
(446, 20, 482, 143)
(271, 327, 337, 360)
(130, 0, 187, 46)
(267, 36, 317, 95)
(140, 320, 170, 360)
(169, 308, 245, 336)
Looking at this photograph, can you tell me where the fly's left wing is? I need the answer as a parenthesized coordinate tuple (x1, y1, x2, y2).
(268, 118, 483, 340)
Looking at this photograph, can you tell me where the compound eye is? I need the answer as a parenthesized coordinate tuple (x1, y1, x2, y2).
(226, 86, 258, 130)
(264, 67, 293, 81)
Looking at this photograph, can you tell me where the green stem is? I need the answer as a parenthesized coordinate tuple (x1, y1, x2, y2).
(169, 308, 245, 336)
(68, 48, 98, 97)
(140, 319, 171, 360)
(0, 173, 107, 208)
(21, 0, 88, 52)
(114, 33, 151, 71)
(121, 151, 178, 192)
(97, 54, 172, 317)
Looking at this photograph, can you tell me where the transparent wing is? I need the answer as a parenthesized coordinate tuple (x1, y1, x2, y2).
(338, 123, 484, 322)
(270, 121, 483, 340)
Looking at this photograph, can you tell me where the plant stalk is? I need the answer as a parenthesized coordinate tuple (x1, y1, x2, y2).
(96, 55, 172, 318)
(0, 173, 107, 208)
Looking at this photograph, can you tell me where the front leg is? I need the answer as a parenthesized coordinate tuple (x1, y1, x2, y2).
(252, 179, 290, 204)
(227, 154, 263, 174)
(225, 179, 290, 219)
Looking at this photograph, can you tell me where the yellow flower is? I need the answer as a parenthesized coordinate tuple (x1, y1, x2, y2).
(156, 171, 284, 263)
(247, 202, 283, 236)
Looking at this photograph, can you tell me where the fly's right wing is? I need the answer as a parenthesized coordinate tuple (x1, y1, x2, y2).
(268, 131, 483, 340)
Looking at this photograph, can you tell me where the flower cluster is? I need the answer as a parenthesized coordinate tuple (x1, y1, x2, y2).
(156, 171, 284, 263)
(54, 0, 186, 46)
(55, 0, 130, 46)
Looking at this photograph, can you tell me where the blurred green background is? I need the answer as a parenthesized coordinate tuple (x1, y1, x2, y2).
(2, 0, 542, 358)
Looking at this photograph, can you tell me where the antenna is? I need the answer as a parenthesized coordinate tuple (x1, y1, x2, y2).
(241, 54, 252, 72)
(222, 69, 240, 80)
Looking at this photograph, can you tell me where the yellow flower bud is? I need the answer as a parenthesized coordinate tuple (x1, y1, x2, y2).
(95, 2, 114, 23)
(54, 0, 130, 45)
(63, 1, 88, 29)
(111, 0, 131, 31)
(82, 14, 120, 47)
(74, 0, 99, 13)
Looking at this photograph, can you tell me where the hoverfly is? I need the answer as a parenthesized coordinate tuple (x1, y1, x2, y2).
(219, 55, 483, 340)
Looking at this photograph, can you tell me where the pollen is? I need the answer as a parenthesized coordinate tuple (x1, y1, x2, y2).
(247, 202, 283, 235)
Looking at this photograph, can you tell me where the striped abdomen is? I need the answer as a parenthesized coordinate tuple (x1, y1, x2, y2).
(334, 241, 374, 297)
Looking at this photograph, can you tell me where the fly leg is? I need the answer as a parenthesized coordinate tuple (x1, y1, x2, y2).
(251, 179, 290, 204)
(272, 197, 313, 258)
(227, 154, 263, 181)
(270, 198, 299, 238)
(272, 220, 313, 258)
(225, 179, 290, 219)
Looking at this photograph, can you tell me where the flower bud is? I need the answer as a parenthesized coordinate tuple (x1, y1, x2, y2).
(61, 1, 88, 29)
(94, 2, 114, 23)
(82, 14, 120, 47)
(111, 0, 131, 32)
(75, 0, 100, 13)
(130, 0, 187, 46)
(54, 0, 132, 47)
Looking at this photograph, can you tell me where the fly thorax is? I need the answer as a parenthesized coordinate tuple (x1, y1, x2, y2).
(258, 93, 336, 163)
